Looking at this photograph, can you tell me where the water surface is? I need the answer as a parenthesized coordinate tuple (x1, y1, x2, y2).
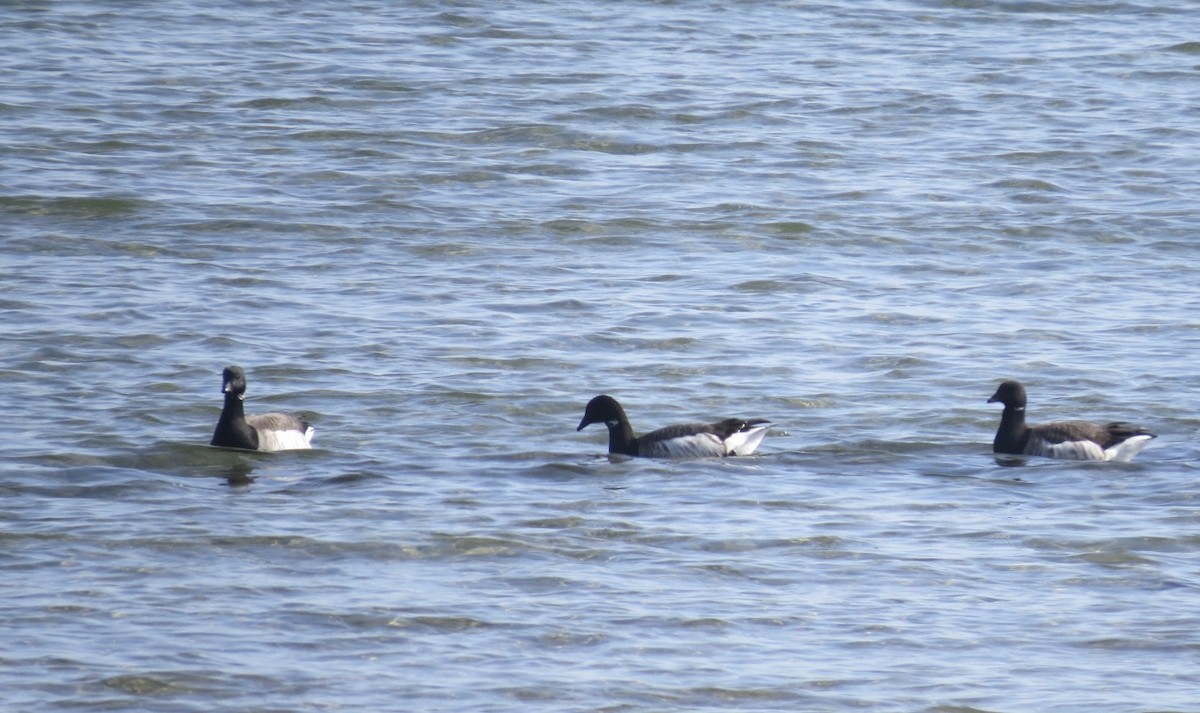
(3, 1, 1199, 711)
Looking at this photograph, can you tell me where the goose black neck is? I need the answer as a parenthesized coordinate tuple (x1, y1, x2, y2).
(605, 417, 639, 456)
(223, 391, 245, 418)
(213, 393, 259, 449)
(993, 405, 1029, 454)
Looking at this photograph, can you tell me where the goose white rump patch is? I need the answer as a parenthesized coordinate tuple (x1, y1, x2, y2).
(723, 424, 770, 456)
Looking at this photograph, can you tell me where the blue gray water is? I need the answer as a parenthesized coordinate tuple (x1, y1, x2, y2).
(3, 1, 1200, 711)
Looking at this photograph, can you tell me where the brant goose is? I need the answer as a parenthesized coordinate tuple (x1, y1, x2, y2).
(987, 380, 1154, 462)
(211, 365, 314, 452)
(576, 394, 769, 458)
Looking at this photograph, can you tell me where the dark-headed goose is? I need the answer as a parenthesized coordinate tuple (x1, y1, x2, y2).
(577, 394, 769, 458)
(987, 380, 1154, 462)
(211, 365, 314, 452)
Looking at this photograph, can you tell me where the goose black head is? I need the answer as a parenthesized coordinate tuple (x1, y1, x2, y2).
(988, 380, 1027, 409)
(577, 394, 624, 431)
(222, 365, 248, 400)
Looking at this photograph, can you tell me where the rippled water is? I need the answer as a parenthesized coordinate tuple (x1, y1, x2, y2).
(4, 1, 1200, 711)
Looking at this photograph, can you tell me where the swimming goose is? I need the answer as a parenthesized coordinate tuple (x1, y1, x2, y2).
(987, 380, 1154, 462)
(576, 394, 769, 458)
(211, 365, 314, 452)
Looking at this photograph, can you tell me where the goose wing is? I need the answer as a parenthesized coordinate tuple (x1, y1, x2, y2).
(245, 412, 314, 452)
(1027, 420, 1154, 461)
